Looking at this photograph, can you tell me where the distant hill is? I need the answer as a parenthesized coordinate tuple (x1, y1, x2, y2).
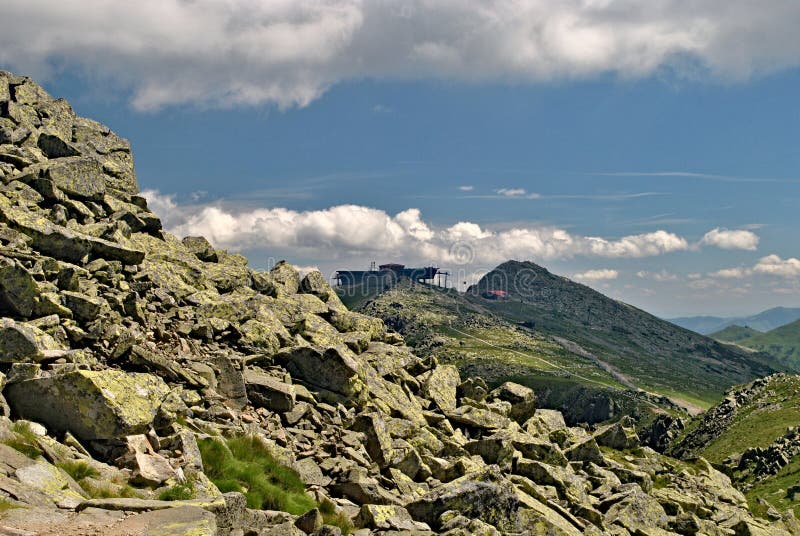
(714, 320, 800, 373)
(670, 306, 800, 335)
(711, 324, 763, 343)
(345, 260, 776, 417)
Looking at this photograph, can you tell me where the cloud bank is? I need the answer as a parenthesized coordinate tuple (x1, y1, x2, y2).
(4, 1, 800, 110)
(142, 190, 756, 268)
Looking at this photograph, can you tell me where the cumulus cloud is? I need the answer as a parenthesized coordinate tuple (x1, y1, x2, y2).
(709, 267, 749, 279)
(5, 1, 800, 110)
(700, 228, 759, 250)
(707, 255, 800, 281)
(573, 269, 619, 281)
(753, 255, 800, 278)
(142, 191, 696, 265)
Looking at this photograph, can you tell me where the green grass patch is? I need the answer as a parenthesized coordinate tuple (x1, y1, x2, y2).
(159, 483, 195, 501)
(57, 460, 100, 482)
(198, 435, 316, 515)
(2, 422, 43, 459)
(746, 456, 800, 519)
(319, 499, 353, 534)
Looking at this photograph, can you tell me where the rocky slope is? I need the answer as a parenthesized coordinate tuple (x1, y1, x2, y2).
(354, 280, 686, 432)
(668, 373, 800, 518)
(0, 70, 796, 535)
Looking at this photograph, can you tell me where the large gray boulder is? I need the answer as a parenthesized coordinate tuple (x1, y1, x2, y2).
(274, 345, 365, 399)
(244, 369, 296, 412)
(5, 370, 171, 440)
(405, 468, 520, 531)
(0, 318, 63, 363)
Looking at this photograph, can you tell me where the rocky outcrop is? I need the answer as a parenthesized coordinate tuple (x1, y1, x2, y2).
(0, 71, 795, 535)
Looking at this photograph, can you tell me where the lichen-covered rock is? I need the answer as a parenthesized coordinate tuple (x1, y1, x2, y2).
(0, 317, 63, 362)
(356, 504, 428, 531)
(419, 365, 460, 412)
(275, 345, 365, 399)
(182, 235, 218, 262)
(406, 468, 520, 531)
(5, 370, 170, 440)
(488, 381, 537, 424)
(35, 157, 107, 201)
(445, 405, 512, 432)
(0, 259, 40, 317)
(595, 421, 640, 450)
(353, 413, 395, 469)
(244, 368, 296, 412)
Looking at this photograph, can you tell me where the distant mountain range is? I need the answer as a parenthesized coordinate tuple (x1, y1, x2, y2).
(712, 319, 800, 372)
(668, 306, 800, 335)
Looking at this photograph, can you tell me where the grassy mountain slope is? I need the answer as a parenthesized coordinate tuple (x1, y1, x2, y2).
(671, 306, 800, 335)
(465, 261, 775, 408)
(714, 320, 800, 372)
(348, 280, 682, 427)
(712, 325, 764, 343)
(668, 374, 800, 516)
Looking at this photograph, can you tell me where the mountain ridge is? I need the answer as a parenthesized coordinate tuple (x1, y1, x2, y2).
(670, 306, 800, 335)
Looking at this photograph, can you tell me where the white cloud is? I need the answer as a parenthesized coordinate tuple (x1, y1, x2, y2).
(143, 192, 695, 265)
(700, 228, 759, 250)
(710, 267, 750, 278)
(458, 185, 474, 191)
(636, 270, 679, 282)
(574, 269, 619, 281)
(496, 188, 528, 197)
(706, 255, 800, 281)
(753, 255, 800, 278)
(6, 1, 800, 110)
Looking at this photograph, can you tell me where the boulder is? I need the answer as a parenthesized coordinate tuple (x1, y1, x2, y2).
(0, 317, 63, 362)
(14, 460, 87, 509)
(61, 291, 105, 323)
(294, 508, 323, 534)
(5, 370, 170, 440)
(419, 365, 460, 412)
(524, 409, 567, 437)
(356, 504, 426, 531)
(352, 413, 395, 469)
(0, 260, 39, 317)
(445, 405, 512, 432)
(275, 345, 365, 399)
(244, 368, 296, 412)
(488, 382, 537, 424)
(41, 157, 106, 201)
(182, 235, 218, 262)
(406, 468, 520, 531)
(604, 488, 668, 533)
(595, 421, 640, 450)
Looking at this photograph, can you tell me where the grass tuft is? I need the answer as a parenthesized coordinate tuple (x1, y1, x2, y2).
(2, 422, 44, 459)
(159, 483, 195, 501)
(198, 435, 316, 514)
(57, 460, 100, 482)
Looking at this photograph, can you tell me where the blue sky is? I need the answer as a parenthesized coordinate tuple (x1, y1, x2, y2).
(3, 1, 800, 317)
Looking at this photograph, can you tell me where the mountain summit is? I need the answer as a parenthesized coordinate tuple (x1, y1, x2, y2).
(466, 260, 774, 406)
